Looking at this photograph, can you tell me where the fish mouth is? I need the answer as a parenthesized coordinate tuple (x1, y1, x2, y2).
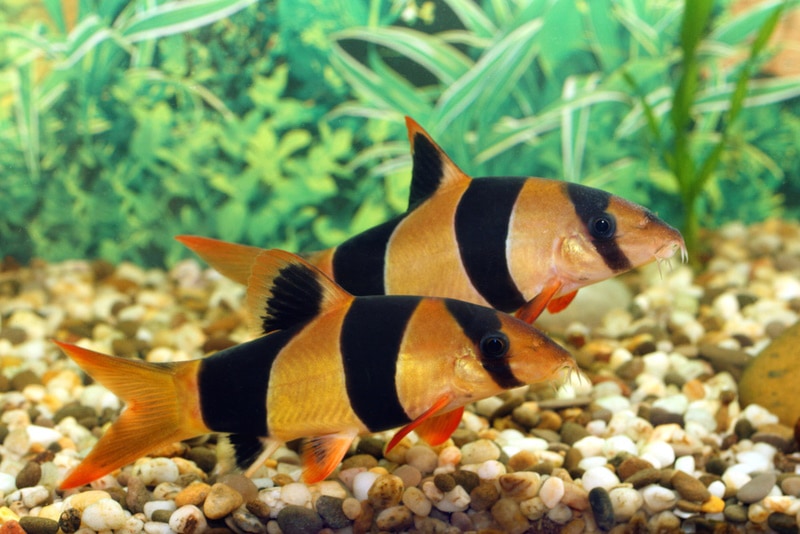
(652, 238, 688, 277)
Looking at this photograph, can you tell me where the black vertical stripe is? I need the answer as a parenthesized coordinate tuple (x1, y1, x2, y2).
(261, 264, 323, 334)
(197, 329, 297, 435)
(340, 296, 419, 431)
(444, 299, 524, 389)
(566, 183, 632, 272)
(454, 178, 527, 313)
(331, 216, 403, 297)
(408, 132, 444, 210)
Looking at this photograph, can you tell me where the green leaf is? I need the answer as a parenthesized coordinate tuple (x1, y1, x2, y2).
(120, 0, 258, 42)
(441, 0, 496, 38)
(216, 200, 248, 242)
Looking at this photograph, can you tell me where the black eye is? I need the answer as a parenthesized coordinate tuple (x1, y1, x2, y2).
(480, 332, 509, 359)
(589, 214, 616, 240)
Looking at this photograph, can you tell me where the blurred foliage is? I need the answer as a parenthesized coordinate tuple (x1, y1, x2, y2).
(2, 0, 799, 267)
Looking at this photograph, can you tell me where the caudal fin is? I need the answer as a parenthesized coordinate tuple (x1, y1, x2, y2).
(54, 341, 209, 489)
(175, 235, 263, 285)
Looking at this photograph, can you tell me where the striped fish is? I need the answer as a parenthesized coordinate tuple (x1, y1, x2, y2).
(178, 117, 686, 323)
(55, 250, 575, 489)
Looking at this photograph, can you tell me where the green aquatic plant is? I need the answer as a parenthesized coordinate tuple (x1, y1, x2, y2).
(624, 0, 789, 260)
(329, 0, 800, 256)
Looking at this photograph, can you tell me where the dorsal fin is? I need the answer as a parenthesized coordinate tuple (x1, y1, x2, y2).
(175, 235, 261, 285)
(405, 116, 471, 210)
(245, 249, 352, 335)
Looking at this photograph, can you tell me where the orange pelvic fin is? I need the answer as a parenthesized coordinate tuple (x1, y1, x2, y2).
(386, 394, 453, 453)
(300, 430, 358, 483)
(175, 235, 262, 285)
(413, 406, 464, 447)
(547, 290, 578, 314)
(54, 341, 207, 489)
(516, 280, 563, 324)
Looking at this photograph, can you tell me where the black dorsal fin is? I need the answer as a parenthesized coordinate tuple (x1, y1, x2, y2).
(405, 116, 471, 210)
(245, 249, 352, 335)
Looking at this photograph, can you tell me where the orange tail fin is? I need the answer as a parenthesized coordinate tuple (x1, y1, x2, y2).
(54, 341, 209, 489)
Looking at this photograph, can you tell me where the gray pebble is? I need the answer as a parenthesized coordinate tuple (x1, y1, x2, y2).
(125, 476, 152, 514)
(15, 461, 41, 488)
(768, 512, 799, 534)
(315, 495, 350, 529)
(649, 407, 684, 427)
(625, 468, 662, 489)
(53, 403, 96, 425)
(766, 320, 789, 339)
(231, 508, 266, 533)
(751, 431, 793, 453)
(588, 487, 615, 531)
(11, 369, 40, 391)
(723, 503, 748, 523)
(737, 472, 776, 504)
(151, 510, 172, 523)
(19, 516, 59, 534)
(355, 436, 385, 458)
(705, 457, 728, 476)
(698, 344, 750, 369)
(0, 327, 26, 345)
(734, 418, 755, 440)
(276, 505, 323, 534)
(560, 421, 590, 446)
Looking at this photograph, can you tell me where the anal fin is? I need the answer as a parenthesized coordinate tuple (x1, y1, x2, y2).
(414, 406, 464, 447)
(516, 280, 563, 324)
(386, 395, 453, 453)
(547, 290, 578, 314)
(300, 430, 357, 484)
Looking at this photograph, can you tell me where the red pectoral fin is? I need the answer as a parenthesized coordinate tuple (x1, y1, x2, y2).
(300, 430, 357, 483)
(414, 406, 464, 446)
(386, 395, 453, 453)
(547, 290, 578, 313)
(516, 280, 563, 324)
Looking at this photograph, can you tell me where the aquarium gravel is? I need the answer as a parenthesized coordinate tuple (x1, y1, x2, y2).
(0, 220, 799, 534)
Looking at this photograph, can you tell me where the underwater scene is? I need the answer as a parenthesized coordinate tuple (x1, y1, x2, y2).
(2, 0, 800, 532)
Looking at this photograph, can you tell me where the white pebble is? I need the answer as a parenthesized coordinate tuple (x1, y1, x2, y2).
(593, 381, 623, 398)
(642, 351, 670, 378)
(26, 425, 63, 448)
(539, 476, 564, 509)
(652, 394, 688, 414)
(609, 487, 643, 520)
(476, 460, 506, 479)
(133, 458, 180, 486)
(684, 405, 718, 432)
(144, 521, 175, 534)
(143, 500, 177, 520)
(352, 471, 379, 501)
(582, 466, 620, 492)
(280, 482, 311, 507)
(572, 436, 605, 458)
(722, 467, 752, 490)
(169, 504, 208, 533)
(674, 455, 695, 474)
(592, 395, 631, 413)
(461, 439, 501, 464)
(735, 451, 772, 473)
(713, 293, 740, 320)
(519, 496, 547, 520)
(547, 502, 573, 524)
(708, 480, 726, 499)
(585, 420, 607, 436)
(81, 498, 128, 530)
(602, 435, 637, 458)
(473, 397, 503, 417)
(641, 484, 678, 513)
(740, 405, 779, 427)
(0, 473, 16, 493)
(640, 442, 676, 470)
(434, 486, 470, 512)
(578, 456, 608, 471)
(20, 486, 50, 508)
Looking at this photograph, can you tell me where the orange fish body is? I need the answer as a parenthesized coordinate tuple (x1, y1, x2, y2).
(56, 250, 574, 489)
(178, 117, 686, 323)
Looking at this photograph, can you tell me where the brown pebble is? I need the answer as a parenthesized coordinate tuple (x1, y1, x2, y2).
(453, 470, 480, 494)
(340, 454, 378, 471)
(11, 370, 40, 391)
(508, 450, 537, 472)
(617, 457, 654, 481)
(434, 473, 455, 492)
(470, 481, 500, 511)
(203, 482, 244, 519)
(536, 410, 563, 431)
(246, 499, 271, 521)
(625, 467, 662, 489)
(175, 481, 211, 507)
(367, 474, 403, 510)
(676, 499, 704, 513)
(491, 498, 530, 534)
(671, 470, 710, 502)
(15, 461, 41, 489)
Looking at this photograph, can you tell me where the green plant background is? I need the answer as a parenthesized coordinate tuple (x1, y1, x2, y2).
(2, 0, 799, 267)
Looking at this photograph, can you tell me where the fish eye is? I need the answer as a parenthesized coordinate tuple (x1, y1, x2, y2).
(480, 332, 509, 359)
(589, 214, 616, 240)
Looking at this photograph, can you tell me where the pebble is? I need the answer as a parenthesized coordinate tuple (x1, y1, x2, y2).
(80, 498, 128, 531)
(313, 495, 348, 528)
(609, 486, 643, 521)
(367, 474, 404, 510)
(405, 445, 438, 474)
(375, 505, 413, 531)
(175, 481, 211, 507)
(641, 484, 678, 512)
(276, 505, 323, 534)
(582, 466, 620, 491)
(280, 482, 311, 507)
(168, 504, 207, 534)
(460, 439, 501, 464)
(737, 471, 777, 504)
(15, 462, 41, 488)
(469, 482, 500, 511)
(203, 482, 243, 519)
(671, 470, 710, 502)
(491, 498, 530, 534)
(18, 517, 58, 534)
(588, 487, 615, 531)
(402, 486, 431, 516)
(352, 471, 379, 501)
(499, 472, 541, 501)
(539, 476, 564, 508)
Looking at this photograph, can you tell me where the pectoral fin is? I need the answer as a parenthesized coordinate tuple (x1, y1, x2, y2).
(300, 430, 358, 483)
(414, 406, 464, 447)
(386, 394, 453, 452)
(516, 280, 563, 324)
(547, 290, 578, 313)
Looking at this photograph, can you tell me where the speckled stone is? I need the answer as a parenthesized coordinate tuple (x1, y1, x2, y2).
(276, 505, 323, 534)
(18, 517, 58, 534)
(367, 474, 404, 510)
(470, 482, 500, 511)
(203, 482, 243, 519)
(375, 505, 413, 531)
(588, 487, 615, 531)
(315, 495, 349, 529)
(434, 473, 456, 492)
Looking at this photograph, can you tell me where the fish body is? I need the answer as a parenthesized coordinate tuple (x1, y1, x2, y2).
(178, 117, 686, 323)
(56, 250, 574, 489)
